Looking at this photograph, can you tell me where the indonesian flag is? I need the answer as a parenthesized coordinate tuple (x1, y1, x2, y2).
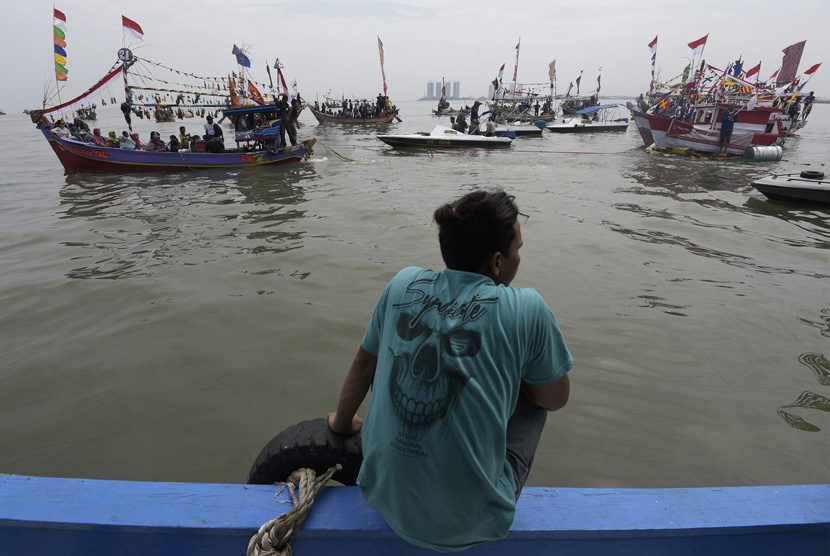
(745, 63, 761, 79)
(122, 16, 143, 41)
(688, 34, 708, 57)
(648, 35, 657, 56)
(803, 62, 822, 75)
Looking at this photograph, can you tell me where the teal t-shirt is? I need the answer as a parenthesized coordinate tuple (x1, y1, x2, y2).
(357, 267, 573, 551)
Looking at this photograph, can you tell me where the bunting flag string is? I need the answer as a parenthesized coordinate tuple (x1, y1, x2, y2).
(54, 8, 68, 81)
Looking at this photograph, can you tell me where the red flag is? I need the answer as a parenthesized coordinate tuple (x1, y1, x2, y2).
(122, 16, 144, 41)
(687, 34, 708, 56)
(745, 63, 761, 79)
(54, 8, 66, 21)
(803, 62, 822, 75)
(648, 36, 657, 49)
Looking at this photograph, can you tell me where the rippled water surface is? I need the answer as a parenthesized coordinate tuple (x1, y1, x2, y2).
(0, 100, 827, 487)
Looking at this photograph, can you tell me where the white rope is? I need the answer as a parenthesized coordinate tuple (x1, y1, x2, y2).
(246, 465, 339, 556)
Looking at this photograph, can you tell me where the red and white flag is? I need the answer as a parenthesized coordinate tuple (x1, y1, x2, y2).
(744, 63, 761, 79)
(512, 39, 520, 82)
(122, 16, 143, 41)
(687, 34, 708, 57)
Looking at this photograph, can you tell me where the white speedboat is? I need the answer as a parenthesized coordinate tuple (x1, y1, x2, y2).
(547, 104, 630, 133)
(377, 125, 513, 148)
(751, 170, 829, 205)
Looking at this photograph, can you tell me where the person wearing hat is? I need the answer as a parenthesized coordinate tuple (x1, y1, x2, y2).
(802, 91, 815, 121)
(449, 116, 456, 130)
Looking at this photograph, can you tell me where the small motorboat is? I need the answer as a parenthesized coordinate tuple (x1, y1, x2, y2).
(378, 125, 513, 148)
(488, 120, 545, 137)
(751, 170, 830, 205)
(547, 104, 630, 133)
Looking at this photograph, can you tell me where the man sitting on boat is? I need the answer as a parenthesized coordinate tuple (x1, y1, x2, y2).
(328, 189, 572, 552)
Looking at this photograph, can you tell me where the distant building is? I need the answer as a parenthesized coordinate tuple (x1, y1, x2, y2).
(422, 80, 467, 100)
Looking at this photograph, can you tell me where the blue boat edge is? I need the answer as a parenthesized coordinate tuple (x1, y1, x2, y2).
(1, 474, 828, 555)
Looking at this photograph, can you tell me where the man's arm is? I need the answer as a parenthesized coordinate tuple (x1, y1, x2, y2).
(523, 374, 570, 412)
(328, 346, 378, 435)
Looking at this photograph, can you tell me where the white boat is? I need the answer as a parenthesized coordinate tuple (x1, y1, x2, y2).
(751, 170, 830, 205)
(547, 104, 630, 133)
(378, 125, 513, 148)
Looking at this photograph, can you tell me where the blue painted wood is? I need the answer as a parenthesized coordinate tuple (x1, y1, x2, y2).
(1, 474, 827, 555)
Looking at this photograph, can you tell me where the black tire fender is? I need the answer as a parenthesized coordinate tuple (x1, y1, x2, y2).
(247, 418, 363, 486)
(800, 170, 825, 180)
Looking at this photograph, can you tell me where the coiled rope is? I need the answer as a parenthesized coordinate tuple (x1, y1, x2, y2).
(246, 465, 340, 556)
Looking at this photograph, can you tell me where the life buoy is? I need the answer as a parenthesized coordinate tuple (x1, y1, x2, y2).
(247, 418, 363, 486)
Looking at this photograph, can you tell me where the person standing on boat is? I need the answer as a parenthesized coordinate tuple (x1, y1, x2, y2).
(329, 189, 573, 552)
(718, 105, 737, 153)
(288, 98, 301, 146)
(275, 94, 291, 147)
(802, 92, 815, 121)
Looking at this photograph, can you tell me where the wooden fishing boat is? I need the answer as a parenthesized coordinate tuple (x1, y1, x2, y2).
(751, 170, 830, 205)
(1, 473, 827, 555)
(378, 125, 512, 148)
(32, 112, 315, 172)
(309, 105, 400, 125)
(547, 105, 630, 133)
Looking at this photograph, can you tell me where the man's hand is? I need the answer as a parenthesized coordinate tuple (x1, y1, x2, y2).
(328, 412, 364, 435)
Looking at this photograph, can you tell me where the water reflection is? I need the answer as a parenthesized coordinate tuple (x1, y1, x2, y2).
(776, 352, 830, 433)
(57, 166, 314, 279)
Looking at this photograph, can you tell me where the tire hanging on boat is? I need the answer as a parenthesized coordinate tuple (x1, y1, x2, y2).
(247, 418, 363, 486)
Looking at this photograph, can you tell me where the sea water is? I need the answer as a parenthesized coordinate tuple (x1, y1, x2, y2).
(0, 100, 827, 487)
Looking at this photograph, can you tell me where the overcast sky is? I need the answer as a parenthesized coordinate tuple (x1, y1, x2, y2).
(1, 0, 827, 112)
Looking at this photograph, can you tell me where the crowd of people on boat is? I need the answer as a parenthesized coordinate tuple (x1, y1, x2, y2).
(312, 94, 396, 119)
(44, 116, 228, 153)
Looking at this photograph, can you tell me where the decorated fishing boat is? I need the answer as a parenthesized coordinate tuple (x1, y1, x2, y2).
(1, 473, 827, 555)
(309, 104, 400, 125)
(547, 105, 629, 133)
(632, 36, 820, 154)
(751, 170, 830, 205)
(32, 110, 315, 172)
(378, 125, 513, 148)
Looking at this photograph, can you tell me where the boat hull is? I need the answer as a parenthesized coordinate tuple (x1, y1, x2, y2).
(310, 106, 399, 125)
(751, 173, 830, 205)
(1, 474, 827, 556)
(547, 120, 630, 133)
(647, 113, 781, 155)
(38, 125, 314, 172)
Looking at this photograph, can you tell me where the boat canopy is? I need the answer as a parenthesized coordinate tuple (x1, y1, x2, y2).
(575, 104, 617, 115)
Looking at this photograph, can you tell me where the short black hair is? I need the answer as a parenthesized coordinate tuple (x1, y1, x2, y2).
(433, 189, 521, 273)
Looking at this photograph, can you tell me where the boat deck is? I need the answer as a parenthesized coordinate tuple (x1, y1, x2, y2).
(1, 474, 827, 555)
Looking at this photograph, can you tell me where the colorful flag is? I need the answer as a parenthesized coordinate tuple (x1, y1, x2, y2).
(778, 40, 805, 83)
(232, 44, 251, 68)
(648, 36, 657, 92)
(803, 62, 822, 75)
(688, 34, 708, 57)
(274, 59, 291, 102)
(53, 9, 68, 81)
(745, 63, 761, 79)
(377, 36, 387, 95)
(498, 63, 505, 84)
(122, 16, 143, 41)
